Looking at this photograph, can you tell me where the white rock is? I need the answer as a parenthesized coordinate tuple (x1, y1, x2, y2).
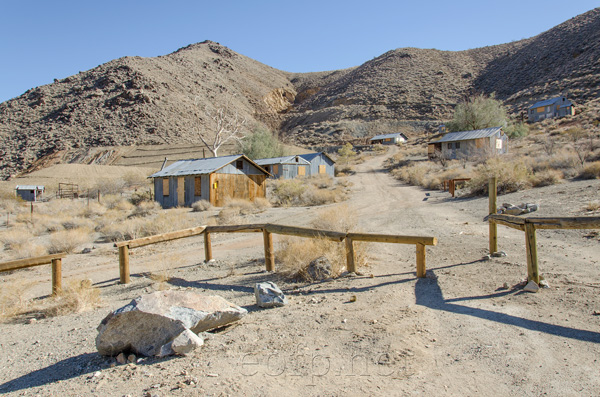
(523, 280, 540, 293)
(255, 282, 288, 308)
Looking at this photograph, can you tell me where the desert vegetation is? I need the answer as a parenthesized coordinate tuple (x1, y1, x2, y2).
(268, 174, 351, 207)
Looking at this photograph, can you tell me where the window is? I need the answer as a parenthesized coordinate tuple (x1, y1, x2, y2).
(162, 178, 169, 196)
(235, 160, 244, 170)
(298, 166, 306, 176)
(295, 157, 299, 162)
(447, 143, 452, 149)
(194, 177, 201, 196)
(319, 165, 326, 174)
(455, 142, 461, 149)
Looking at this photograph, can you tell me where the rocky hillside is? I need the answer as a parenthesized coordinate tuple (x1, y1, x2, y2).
(1, 8, 599, 179)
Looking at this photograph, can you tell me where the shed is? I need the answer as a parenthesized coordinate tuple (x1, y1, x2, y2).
(428, 127, 508, 160)
(254, 155, 311, 179)
(528, 96, 574, 122)
(298, 152, 336, 177)
(149, 154, 270, 208)
(369, 133, 408, 145)
(15, 185, 45, 202)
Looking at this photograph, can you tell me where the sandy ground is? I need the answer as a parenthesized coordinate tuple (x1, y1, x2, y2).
(1, 148, 599, 396)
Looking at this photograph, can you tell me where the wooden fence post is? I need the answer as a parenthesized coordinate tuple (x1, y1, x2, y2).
(489, 177, 498, 254)
(416, 243, 426, 278)
(345, 237, 356, 273)
(51, 258, 62, 296)
(263, 229, 275, 271)
(119, 245, 130, 284)
(525, 221, 540, 284)
(204, 231, 213, 262)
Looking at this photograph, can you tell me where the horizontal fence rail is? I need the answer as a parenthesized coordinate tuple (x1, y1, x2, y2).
(115, 224, 438, 284)
(488, 177, 600, 284)
(0, 253, 67, 296)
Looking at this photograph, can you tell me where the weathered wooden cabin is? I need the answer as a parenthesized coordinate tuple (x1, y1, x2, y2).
(254, 155, 311, 179)
(149, 154, 270, 208)
(15, 185, 45, 202)
(528, 96, 574, 122)
(298, 152, 335, 177)
(428, 127, 508, 160)
(369, 132, 408, 145)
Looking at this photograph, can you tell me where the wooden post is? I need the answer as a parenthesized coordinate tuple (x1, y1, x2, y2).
(489, 177, 498, 254)
(119, 245, 130, 284)
(51, 258, 62, 296)
(416, 243, 426, 278)
(525, 222, 540, 284)
(204, 231, 213, 262)
(345, 237, 356, 273)
(449, 179, 455, 197)
(263, 229, 275, 271)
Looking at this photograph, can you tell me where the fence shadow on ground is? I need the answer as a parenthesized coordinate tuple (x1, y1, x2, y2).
(415, 270, 600, 343)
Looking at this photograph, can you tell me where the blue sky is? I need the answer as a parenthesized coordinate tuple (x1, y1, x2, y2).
(0, 1, 597, 103)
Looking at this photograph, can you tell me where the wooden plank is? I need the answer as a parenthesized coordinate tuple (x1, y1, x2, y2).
(347, 233, 437, 246)
(528, 216, 600, 230)
(119, 245, 130, 284)
(0, 253, 66, 272)
(345, 237, 356, 273)
(525, 222, 539, 283)
(416, 243, 426, 278)
(265, 224, 346, 241)
(489, 177, 498, 253)
(115, 226, 207, 248)
(51, 258, 62, 296)
(204, 231, 213, 262)
(206, 224, 266, 234)
(263, 230, 275, 272)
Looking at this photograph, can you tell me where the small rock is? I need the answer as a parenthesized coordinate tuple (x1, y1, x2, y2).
(81, 247, 93, 254)
(127, 354, 136, 364)
(116, 353, 127, 365)
(502, 282, 509, 289)
(349, 295, 357, 302)
(171, 329, 204, 356)
(491, 251, 507, 258)
(255, 282, 288, 308)
(523, 280, 540, 293)
(539, 279, 550, 289)
(306, 257, 333, 280)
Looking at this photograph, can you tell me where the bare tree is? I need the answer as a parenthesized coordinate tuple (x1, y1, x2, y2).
(196, 96, 247, 157)
(568, 128, 595, 168)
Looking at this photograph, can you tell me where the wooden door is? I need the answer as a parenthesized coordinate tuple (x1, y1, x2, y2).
(298, 166, 306, 176)
(177, 177, 185, 206)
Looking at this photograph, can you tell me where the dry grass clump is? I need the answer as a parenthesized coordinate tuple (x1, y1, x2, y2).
(43, 278, 101, 317)
(217, 198, 272, 225)
(391, 162, 441, 188)
(129, 200, 161, 218)
(579, 161, 600, 179)
(102, 194, 135, 211)
(530, 169, 564, 187)
(47, 228, 93, 254)
(192, 200, 213, 212)
(276, 205, 369, 281)
(468, 157, 531, 195)
(584, 201, 600, 212)
(0, 280, 39, 321)
(269, 176, 348, 207)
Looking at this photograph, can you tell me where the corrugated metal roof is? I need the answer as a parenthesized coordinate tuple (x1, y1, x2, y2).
(15, 185, 44, 190)
(255, 155, 310, 165)
(150, 154, 245, 177)
(431, 127, 502, 143)
(370, 132, 407, 141)
(529, 96, 570, 109)
(298, 152, 336, 164)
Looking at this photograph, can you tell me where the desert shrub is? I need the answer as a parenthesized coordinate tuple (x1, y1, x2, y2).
(79, 202, 107, 218)
(505, 122, 529, 138)
(129, 201, 161, 218)
(0, 227, 33, 251)
(129, 190, 153, 206)
(530, 169, 563, 187)
(102, 194, 134, 211)
(579, 161, 600, 179)
(123, 172, 150, 189)
(47, 228, 93, 254)
(252, 197, 271, 211)
(43, 278, 101, 317)
(392, 162, 440, 188)
(334, 164, 355, 176)
(468, 157, 531, 195)
(584, 201, 600, 212)
(0, 280, 39, 321)
(270, 179, 307, 206)
(94, 178, 126, 195)
(239, 127, 285, 159)
(270, 176, 348, 207)
(302, 187, 339, 206)
(192, 200, 213, 212)
(310, 204, 357, 232)
(446, 94, 507, 132)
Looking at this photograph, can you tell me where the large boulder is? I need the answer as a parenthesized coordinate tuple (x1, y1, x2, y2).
(96, 291, 247, 357)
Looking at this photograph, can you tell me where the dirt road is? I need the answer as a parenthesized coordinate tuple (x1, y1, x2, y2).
(1, 148, 599, 396)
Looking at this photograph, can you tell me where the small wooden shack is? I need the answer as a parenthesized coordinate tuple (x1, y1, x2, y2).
(150, 154, 269, 208)
(298, 152, 335, 177)
(428, 127, 508, 160)
(369, 133, 408, 145)
(528, 96, 574, 122)
(254, 155, 311, 179)
(15, 185, 45, 202)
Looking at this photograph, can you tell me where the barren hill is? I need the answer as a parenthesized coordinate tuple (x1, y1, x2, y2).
(1, 8, 599, 179)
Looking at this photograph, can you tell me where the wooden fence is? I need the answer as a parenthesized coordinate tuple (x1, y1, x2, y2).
(443, 178, 471, 198)
(0, 253, 67, 296)
(115, 224, 438, 284)
(487, 177, 600, 284)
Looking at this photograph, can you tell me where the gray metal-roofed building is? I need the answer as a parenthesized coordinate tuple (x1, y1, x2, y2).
(15, 185, 45, 202)
(428, 127, 508, 159)
(254, 155, 311, 179)
(149, 154, 269, 208)
(528, 96, 574, 122)
(297, 152, 335, 177)
(369, 132, 408, 145)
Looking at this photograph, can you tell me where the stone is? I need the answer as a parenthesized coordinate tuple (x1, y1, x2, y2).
(491, 251, 507, 258)
(127, 354, 137, 363)
(539, 279, 550, 288)
(255, 282, 288, 308)
(116, 353, 127, 364)
(306, 256, 333, 280)
(96, 291, 247, 357)
(171, 329, 204, 356)
(523, 280, 540, 293)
